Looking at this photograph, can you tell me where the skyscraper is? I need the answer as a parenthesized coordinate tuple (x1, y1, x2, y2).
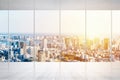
(104, 38, 109, 50)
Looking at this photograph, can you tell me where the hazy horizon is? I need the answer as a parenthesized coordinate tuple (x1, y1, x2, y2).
(0, 10, 120, 39)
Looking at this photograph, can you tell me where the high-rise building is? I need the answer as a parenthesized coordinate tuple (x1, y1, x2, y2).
(104, 38, 109, 50)
(42, 38, 48, 51)
(65, 37, 70, 49)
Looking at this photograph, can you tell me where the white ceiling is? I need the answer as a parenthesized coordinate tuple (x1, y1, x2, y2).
(0, 0, 120, 10)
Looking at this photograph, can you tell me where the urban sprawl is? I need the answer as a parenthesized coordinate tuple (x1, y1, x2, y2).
(0, 33, 120, 62)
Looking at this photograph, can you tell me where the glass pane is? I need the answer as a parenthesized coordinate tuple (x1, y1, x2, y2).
(35, 10, 60, 62)
(112, 10, 120, 62)
(0, 10, 8, 62)
(86, 10, 111, 62)
(0, 10, 9, 80)
(9, 10, 34, 62)
(61, 10, 85, 62)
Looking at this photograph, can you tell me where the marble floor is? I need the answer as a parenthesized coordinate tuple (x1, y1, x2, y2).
(0, 62, 120, 80)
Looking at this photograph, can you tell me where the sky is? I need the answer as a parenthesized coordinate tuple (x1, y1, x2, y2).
(0, 10, 120, 38)
(86, 10, 111, 38)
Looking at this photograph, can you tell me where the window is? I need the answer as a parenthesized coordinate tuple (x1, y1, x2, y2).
(35, 10, 60, 62)
(61, 10, 85, 62)
(9, 10, 34, 62)
(112, 10, 120, 61)
(0, 10, 8, 62)
(86, 10, 111, 62)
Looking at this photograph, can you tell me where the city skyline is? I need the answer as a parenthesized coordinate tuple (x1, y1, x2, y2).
(1, 10, 120, 62)
(0, 0, 120, 80)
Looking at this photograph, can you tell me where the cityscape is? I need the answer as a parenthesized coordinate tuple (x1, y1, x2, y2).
(0, 33, 120, 62)
(0, 0, 120, 80)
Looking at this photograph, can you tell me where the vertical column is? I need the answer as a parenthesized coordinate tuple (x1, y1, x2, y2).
(58, 0, 61, 79)
(33, 0, 35, 79)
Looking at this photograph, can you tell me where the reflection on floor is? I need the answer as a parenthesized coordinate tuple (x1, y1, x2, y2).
(0, 62, 120, 80)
